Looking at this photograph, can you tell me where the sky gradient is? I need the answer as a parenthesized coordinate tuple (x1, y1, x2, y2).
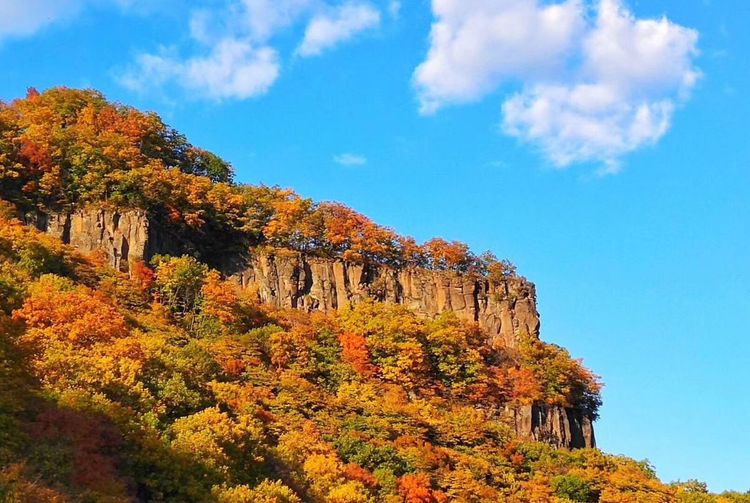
(0, 0, 748, 492)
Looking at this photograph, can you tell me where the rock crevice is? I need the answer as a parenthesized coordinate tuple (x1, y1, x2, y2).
(25, 208, 150, 272)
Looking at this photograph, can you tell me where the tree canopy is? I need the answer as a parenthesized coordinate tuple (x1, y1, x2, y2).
(0, 214, 742, 502)
(1, 87, 513, 274)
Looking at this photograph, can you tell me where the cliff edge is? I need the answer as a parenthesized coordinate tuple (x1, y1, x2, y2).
(23, 206, 595, 449)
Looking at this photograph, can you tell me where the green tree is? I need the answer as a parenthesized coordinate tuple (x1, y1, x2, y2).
(151, 255, 208, 320)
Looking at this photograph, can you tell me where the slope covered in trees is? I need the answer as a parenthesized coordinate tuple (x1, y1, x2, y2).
(0, 213, 742, 502)
(0, 88, 512, 275)
(0, 88, 747, 501)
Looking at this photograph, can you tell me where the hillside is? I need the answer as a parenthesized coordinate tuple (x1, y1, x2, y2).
(0, 88, 745, 502)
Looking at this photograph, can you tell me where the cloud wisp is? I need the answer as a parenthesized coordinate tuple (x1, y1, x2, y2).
(334, 153, 368, 166)
(0, 0, 162, 43)
(0, 0, 86, 41)
(414, 0, 701, 172)
(119, 41, 281, 101)
(120, 0, 383, 100)
(298, 3, 381, 57)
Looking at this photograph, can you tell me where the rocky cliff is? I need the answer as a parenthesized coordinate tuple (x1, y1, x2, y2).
(25, 207, 541, 348)
(507, 404, 596, 449)
(28, 208, 151, 272)
(23, 206, 594, 449)
(234, 249, 540, 348)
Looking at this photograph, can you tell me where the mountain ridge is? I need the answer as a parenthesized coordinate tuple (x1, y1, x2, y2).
(0, 87, 743, 502)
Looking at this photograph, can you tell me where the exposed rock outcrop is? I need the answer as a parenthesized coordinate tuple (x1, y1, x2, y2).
(22, 206, 595, 449)
(24, 208, 151, 272)
(25, 207, 540, 348)
(507, 404, 596, 449)
(234, 249, 540, 348)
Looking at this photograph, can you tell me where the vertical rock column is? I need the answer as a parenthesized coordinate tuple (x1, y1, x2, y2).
(235, 249, 541, 349)
(506, 404, 596, 449)
(38, 208, 150, 272)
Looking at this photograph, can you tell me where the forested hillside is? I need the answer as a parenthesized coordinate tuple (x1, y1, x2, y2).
(0, 88, 746, 502)
(0, 87, 511, 275)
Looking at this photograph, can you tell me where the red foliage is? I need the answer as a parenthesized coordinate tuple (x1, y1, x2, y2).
(18, 142, 53, 172)
(129, 260, 155, 293)
(339, 332, 375, 378)
(399, 473, 438, 503)
(508, 367, 544, 404)
(343, 463, 378, 489)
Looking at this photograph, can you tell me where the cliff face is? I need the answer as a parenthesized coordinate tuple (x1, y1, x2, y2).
(26, 208, 541, 348)
(21, 208, 150, 271)
(24, 207, 594, 449)
(234, 250, 540, 348)
(507, 404, 596, 449)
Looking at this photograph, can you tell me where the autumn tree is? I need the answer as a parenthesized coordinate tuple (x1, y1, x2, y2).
(339, 332, 376, 378)
(169, 407, 264, 485)
(1, 88, 521, 275)
(338, 301, 429, 388)
(212, 480, 301, 503)
(516, 334, 602, 416)
(398, 473, 439, 503)
(424, 314, 486, 393)
(151, 255, 208, 320)
(13, 274, 128, 349)
(422, 238, 471, 272)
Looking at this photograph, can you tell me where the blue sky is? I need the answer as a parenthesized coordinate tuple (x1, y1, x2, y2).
(1, 0, 748, 492)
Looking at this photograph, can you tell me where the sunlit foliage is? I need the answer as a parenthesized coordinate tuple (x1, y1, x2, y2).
(1, 87, 518, 274)
(0, 88, 743, 502)
(2, 215, 737, 502)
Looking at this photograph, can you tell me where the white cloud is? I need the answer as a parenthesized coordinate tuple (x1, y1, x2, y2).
(415, 0, 700, 172)
(334, 153, 368, 166)
(583, 0, 700, 97)
(188, 9, 216, 45)
(121, 0, 385, 100)
(502, 85, 674, 174)
(414, 0, 585, 114)
(297, 2, 381, 57)
(0, 0, 84, 40)
(120, 39, 280, 100)
(235, 0, 317, 42)
(185, 39, 280, 100)
(118, 52, 177, 92)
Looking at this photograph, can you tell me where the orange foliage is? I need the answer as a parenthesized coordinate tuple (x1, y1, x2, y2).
(507, 367, 544, 405)
(519, 475, 555, 502)
(13, 275, 128, 348)
(1, 88, 519, 276)
(129, 260, 155, 293)
(269, 325, 315, 370)
(399, 473, 440, 503)
(0, 89, 702, 503)
(201, 271, 241, 326)
(263, 194, 318, 250)
(343, 463, 378, 489)
(319, 202, 399, 263)
(339, 332, 375, 378)
(422, 238, 471, 271)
